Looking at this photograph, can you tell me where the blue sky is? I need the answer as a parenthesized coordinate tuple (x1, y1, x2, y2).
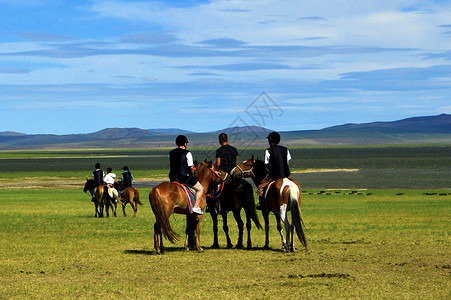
(0, 0, 450, 134)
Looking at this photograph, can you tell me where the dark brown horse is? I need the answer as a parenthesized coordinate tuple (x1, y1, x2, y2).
(83, 179, 118, 217)
(149, 161, 228, 254)
(114, 181, 142, 217)
(208, 156, 262, 249)
(251, 159, 307, 252)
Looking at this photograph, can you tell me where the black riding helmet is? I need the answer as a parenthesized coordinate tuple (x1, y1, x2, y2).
(175, 135, 189, 146)
(267, 131, 281, 144)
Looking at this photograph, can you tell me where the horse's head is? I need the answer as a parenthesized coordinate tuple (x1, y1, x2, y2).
(83, 178, 95, 193)
(252, 159, 268, 183)
(196, 161, 228, 185)
(211, 163, 229, 184)
(231, 155, 255, 178)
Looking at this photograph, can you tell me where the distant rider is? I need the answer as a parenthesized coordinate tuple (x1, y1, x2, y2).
(104, 167, 118, 203)
(91, 162, 105, 201)
(119, 165, 134, 195)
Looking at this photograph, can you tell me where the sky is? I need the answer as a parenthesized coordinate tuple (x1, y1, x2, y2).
(0, 0, 450, 135)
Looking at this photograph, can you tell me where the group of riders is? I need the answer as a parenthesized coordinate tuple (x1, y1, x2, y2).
(90, 131, 291, 213)
(90, 163, 134, 202)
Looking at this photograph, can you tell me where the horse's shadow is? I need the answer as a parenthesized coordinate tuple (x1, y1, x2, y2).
(124, 247, 189, 255)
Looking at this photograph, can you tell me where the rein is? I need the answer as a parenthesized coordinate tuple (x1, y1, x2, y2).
(206, 167, 226, 198)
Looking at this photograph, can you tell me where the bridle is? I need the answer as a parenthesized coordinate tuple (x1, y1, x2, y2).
(209, 167, 228, 183)
(231, 162, 254, 178)
(207, 167, 227, 198)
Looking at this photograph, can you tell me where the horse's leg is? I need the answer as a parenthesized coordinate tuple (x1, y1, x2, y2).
(112, 191, 118, 217)
(185, 217, 191, 251)
(132, 199, 137, 217)
(195, 215, 203, 252)
(263, 210, 270, 249)
(122, 202, 127, 217)
(244, 208, 253, 249)
(105, 202, 110, 217)
(279, 204, 290, 252)
(290, 217, 295, 252)
(222, 212, 233, 248)
(210, 211, 220, 249)
(99, 202, 104, 218)
(232, 209, 244, 249)
(154, 222, 161, 254)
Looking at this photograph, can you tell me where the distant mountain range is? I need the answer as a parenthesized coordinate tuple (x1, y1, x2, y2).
(0, 114, 449, 149)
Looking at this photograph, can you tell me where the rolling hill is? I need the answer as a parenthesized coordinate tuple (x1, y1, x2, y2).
(0, 114, 449, 149)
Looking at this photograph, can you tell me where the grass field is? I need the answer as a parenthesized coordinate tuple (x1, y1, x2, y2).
(0, 145, 449, 299)
(0, 188, 449, 299)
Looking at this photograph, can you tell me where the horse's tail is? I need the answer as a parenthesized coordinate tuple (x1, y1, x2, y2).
(103, 186, 111, 201)
(288, 184, 307, 249)
(243, 181, 262, 230)
(150, 187, 178, 243)
(134, 189, 143, 206)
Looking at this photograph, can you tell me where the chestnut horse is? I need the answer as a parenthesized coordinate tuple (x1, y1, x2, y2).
(83, 179, 118, 217)
(208, 156, 262, 249)
(149, 161, 228, 254)
(114, 181, 142, 217)
(251, 159, 307, 252)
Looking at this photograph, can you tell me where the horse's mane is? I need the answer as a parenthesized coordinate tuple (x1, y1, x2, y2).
(253, 159, 267, 173)
(195, 160, 212, 177)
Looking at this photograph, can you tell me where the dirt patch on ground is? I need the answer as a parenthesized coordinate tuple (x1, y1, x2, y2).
(292, 168, 359, 173)
(0, 177, 166, 189)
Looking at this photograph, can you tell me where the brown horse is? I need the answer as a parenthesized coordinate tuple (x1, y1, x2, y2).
(149, 161, 228, 254)
(114, 181, 142, 217)
(83, 179, 118, 217)
(208, 156, 262, 249)
(251, 159, 307, 252)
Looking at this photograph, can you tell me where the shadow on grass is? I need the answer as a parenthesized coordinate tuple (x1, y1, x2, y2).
(124, 247, 189, 255)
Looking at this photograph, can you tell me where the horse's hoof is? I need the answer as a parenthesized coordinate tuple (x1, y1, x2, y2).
(226, 243, 233, 249)
(210, 243, 219, 249)
(197, 247, 204, 252)
(263, 245, 270, 250)
(235, 244, 244, 249)
(247, 243, 252, 250)
(156, 250, 162, 255)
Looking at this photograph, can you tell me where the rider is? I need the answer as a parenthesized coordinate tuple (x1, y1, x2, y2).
(215, 133, 239, 174)
(91, 163, 104, 201)
(103, 167, 118, 203)
(169, 135, 204, 215)
(257, 132, 291, 210)
(207, 133, 239, 212)
(118, 165, 134, 195)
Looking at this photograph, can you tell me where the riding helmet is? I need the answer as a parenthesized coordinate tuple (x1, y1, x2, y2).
(266, 131, 281, 144)
(175, 135, 189, 146)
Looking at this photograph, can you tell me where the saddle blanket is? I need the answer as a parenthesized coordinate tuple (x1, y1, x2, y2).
(264, 178, 299, 199)
(173, 182, 196, 213)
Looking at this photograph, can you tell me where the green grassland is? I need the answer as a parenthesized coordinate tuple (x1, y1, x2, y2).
(0, 188, 449, 299)
(0, 145, 449, 299)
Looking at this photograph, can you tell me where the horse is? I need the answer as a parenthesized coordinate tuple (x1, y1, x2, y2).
(251, 159, 307, 252)
(208, 156, 262, 249)
(83, 179, 118, 217)
(149, 161, 228, 254)
(114, 181, 143, 217)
